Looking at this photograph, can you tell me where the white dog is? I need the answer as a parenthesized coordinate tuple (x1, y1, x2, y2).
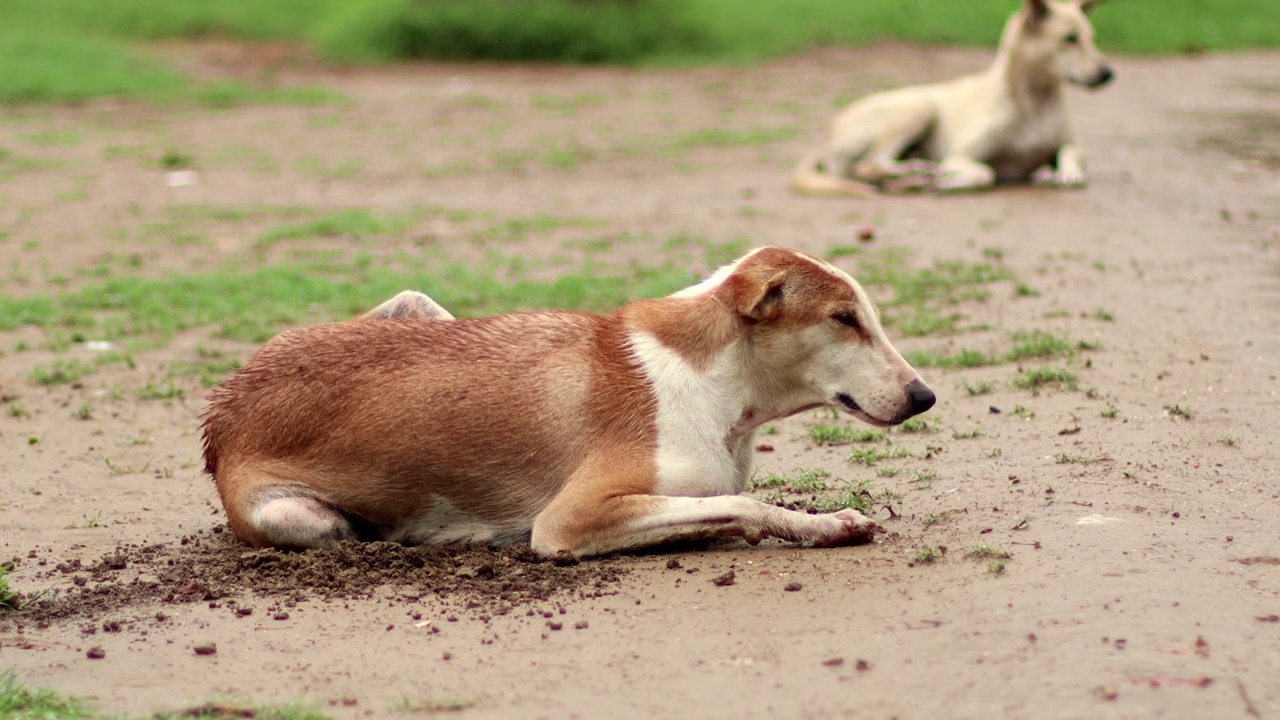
(201, 248, 936, 557)
(792, 0, 1113, 195)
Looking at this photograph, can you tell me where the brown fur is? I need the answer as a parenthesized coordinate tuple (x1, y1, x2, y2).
(201, 246, 935, 556)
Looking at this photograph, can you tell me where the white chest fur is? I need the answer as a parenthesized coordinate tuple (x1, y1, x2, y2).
(629, 331, 754, 497)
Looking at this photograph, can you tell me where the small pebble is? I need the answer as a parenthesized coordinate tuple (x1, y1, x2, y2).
(784, 582, 803, 592)
(193, 643, 217, 656)
(711, 570, 736, 587)
(86, 646, 106, 660)
(574, 621, 589, 630)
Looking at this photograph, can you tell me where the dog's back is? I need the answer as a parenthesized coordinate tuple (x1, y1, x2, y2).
(202, 313, 654, 543)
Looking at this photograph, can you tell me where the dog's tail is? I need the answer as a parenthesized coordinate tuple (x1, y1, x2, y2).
(790, 149, 878, 198)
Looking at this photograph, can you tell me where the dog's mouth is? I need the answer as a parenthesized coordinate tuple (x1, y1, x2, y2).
(836, 393, 893, 427)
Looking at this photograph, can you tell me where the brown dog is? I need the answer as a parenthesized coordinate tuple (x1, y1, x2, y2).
(202, 247, 935, 557)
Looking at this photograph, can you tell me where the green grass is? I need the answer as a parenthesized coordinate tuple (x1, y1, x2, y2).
(0, 257, 698, 346)
(808, 425, 886, 446)
(907, 348, 999, 370)
(967, 544, 1012, 560)
(6, 0, 1276, 104)
(1, 564, 21, 611)
(914, 546, 942, 564)
(0, 671, 91, 719)
(1012, 366, 1079, 392)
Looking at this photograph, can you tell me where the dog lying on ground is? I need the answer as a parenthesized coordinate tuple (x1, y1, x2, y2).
(792, 0, 1113, 195)
(201, 247, 936, 557)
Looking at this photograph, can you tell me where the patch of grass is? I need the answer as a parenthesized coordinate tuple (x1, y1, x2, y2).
(1089, 309, 1116, 321)
(1053, 452, 1093, 465)
(136, 380, 184, 400)
(951, 427, 983, 440)
(1012, 405, 1034, 419)
(675, 126, 797, 149)
(0, 564, 21, 611)
(988, 560, 1006, 575)
(962, 379, 994, 396)
(1013, 282, 1041, 298)
(1012, 366, 1079, 392)
(921, 513, 947, 528)
(1220, 435, 1239, 447)
(1006, 330, 1074, 362)
(0, 255, 698, 347)
(808, 424, 886, 446)
(27, 358, 94, 386)
(0, 670, 91, 718)
(914, 546, 942, 564)
(749, 468, 832, 492)
(151, 703, 334, 720)
(897, 417, 938, 434)
(847, 445, 912, 466)
(67, 513, 103, 529)
(807, 484, 873, 513)
(394, 696, 475, 713)
(1168, 404, 1193, 420)
(910, 469, 938, 488)
(7, 400, 32, 418)
(159, 149, 194, 170)
(475, 215, 602, 243)
(906, 348, 999, 370)
(967, 544, 1012, 560)
(1100, 404, 1119, 419)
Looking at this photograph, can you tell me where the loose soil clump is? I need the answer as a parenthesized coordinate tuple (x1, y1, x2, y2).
(7, 530, 628, 627)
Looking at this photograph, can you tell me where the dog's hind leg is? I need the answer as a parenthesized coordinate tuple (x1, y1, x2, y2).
(217, 469, 357, 549)
(850, 101, 938, 185)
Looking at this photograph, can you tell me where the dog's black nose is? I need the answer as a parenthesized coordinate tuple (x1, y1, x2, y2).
(905, 379, 937, 417)
(1089, 66, 1114, 88)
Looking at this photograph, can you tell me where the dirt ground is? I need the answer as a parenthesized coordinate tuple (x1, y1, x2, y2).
(1, 43, 1278, 719)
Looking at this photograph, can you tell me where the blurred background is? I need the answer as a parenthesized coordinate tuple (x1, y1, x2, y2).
(3, 0, 1277, 102)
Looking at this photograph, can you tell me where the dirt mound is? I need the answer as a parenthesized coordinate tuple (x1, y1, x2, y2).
(7, 531, 628, 627)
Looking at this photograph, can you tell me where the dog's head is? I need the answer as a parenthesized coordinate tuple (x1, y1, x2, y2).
(704, 247, 935, 427)
(1019, 0, 1114, 89)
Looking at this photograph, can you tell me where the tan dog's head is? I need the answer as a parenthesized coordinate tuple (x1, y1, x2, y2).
(705, 247, 935, 427)
(1016, 0, 1113, 89)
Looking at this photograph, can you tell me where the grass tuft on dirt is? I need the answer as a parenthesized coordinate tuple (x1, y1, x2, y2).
(0, 670, 91, 720)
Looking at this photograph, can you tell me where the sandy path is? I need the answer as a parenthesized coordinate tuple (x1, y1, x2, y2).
(1, 45, 1278, 718)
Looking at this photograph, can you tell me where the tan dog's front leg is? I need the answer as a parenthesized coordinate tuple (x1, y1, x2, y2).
(532, 492, 882, 558)
(936, 155, 997, 192)
(1054, 143, 1088, 188)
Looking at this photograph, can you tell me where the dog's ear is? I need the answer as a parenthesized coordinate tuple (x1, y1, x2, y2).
(730, 269, 787, 322)
(1077, 0, 1103, 14)
(1024, 0, 1051, 29)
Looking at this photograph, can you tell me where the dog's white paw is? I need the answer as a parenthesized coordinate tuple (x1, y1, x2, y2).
(1055, 168, 1088, 189)
(810, 509, 883, 546)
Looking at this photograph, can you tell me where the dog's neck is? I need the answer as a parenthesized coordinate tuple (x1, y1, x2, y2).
(626, 297, 824, 443)
(991, 17, 1064, 115)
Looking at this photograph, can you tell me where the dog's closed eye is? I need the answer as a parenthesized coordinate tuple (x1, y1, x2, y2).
(832, 312, 861, 331)
(1064, 32, 1080, 45)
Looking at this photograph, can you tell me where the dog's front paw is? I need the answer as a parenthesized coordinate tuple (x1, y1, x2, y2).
(811, 509, 883, 547)
(1054, 167, 1088, 189)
